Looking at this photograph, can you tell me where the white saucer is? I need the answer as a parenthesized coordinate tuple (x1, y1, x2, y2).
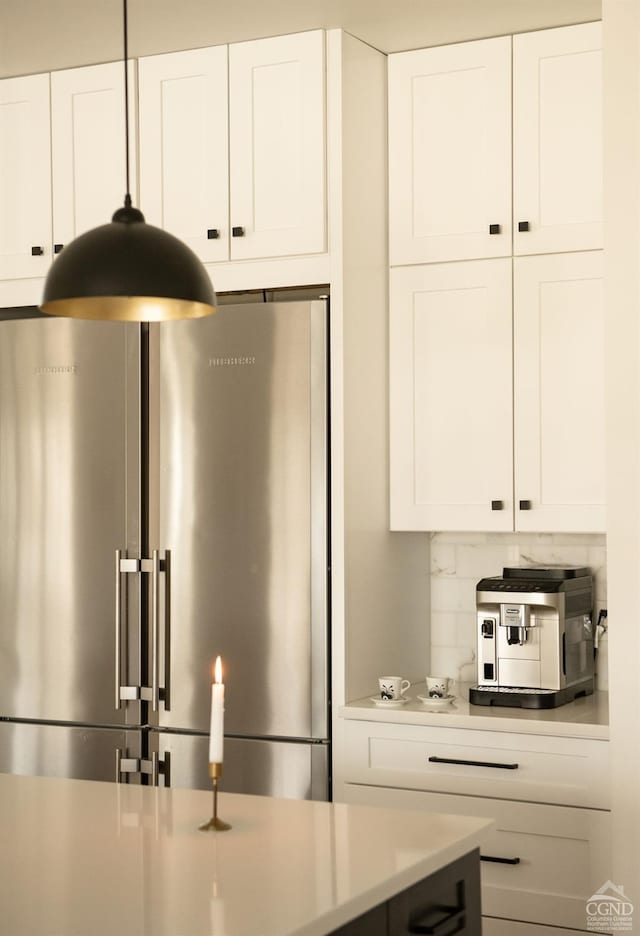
(370, 696, 412, 708)
(417, 694, 456, 711)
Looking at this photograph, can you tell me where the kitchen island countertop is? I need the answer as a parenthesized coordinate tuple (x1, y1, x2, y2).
(0, 772, 492, 936)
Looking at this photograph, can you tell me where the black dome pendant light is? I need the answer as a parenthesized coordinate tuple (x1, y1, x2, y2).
(40, 0, 216, 322)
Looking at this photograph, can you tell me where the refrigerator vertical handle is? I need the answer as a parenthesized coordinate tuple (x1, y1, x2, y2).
(151, 549, 161, 712)
(115, 549, 122, 710)
(163, 550, 171, 711)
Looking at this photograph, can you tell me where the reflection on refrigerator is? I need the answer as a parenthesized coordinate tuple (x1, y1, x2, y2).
(0, 296, 330, 799)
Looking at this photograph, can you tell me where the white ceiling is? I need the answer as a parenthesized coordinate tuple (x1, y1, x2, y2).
(0, 0, 601, 77)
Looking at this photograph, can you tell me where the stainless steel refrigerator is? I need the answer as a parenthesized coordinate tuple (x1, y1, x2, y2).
(0, 298, 330, 800)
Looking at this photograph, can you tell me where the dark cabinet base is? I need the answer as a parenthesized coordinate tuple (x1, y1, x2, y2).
(332, 849, 481, 936)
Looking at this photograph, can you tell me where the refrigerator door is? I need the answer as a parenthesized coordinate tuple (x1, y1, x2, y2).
(0, 319, 142, 726)
(150, 729, 329, 800)
(149, 301, 328, 739)
(0, 722, 142, 783)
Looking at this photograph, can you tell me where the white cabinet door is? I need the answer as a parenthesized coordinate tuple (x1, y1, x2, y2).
(390, 260, 513, 531)
(0, 73, 51, 279)
(388, 37, 511, 265)
(138, 46, 228, 263)
(514, 251, 605, 532)
(513, 22, 602, 255)
(51, 62, 137, 252)
(229, 30, 326, 260)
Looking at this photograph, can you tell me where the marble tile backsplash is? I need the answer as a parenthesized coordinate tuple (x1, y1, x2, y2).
(429, 532, 607, 685)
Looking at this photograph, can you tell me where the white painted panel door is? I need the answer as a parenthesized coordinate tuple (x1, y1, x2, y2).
(229, 30, 326, 260)
(388, 37, 511, 266)
(51, 62, 137, 252)
(514, 251, 605, 532)
(138, 46, 228, 263)
(390, 259, 513, 531)
(513, 22, 602, 255)
(0, 74, 51, 279)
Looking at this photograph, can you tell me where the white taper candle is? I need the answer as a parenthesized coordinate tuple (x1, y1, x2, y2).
(209, 655, 224, 763)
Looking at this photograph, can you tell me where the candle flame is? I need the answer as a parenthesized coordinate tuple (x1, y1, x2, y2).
(214, 655, 223, 684)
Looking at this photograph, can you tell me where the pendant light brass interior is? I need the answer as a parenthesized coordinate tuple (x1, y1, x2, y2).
(40, 3, 216, 323)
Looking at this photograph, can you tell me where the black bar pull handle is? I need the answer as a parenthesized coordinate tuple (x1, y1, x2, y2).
(489, 223, 501, 235)
(409, 906, 466, 935)
(491, 500, 503, 511)
(232, 226, 245, 237)
(207, 228, 220, 239)
(53, 243, 64, 254)
(31, 245, 44, 256)
(519, 499, 532, 510)
(481, 855, 521, 865)
(518, 220, 530, 232)
(428, 755, 519, 770)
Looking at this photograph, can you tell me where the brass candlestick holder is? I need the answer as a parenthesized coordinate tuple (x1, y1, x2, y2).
(199, 762, 231, 832)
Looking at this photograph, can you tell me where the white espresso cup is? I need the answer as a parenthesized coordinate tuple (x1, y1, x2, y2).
(378, 676, 411, 701)
(425, 676, 450, 699)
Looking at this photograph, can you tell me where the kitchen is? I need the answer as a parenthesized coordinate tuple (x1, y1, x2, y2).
(0, 0, 638, 933)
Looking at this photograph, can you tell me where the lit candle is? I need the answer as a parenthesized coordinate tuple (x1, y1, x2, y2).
(209, 656, 224, 764)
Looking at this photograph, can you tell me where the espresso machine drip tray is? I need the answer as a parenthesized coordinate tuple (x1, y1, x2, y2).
(469, 680, 594, 709)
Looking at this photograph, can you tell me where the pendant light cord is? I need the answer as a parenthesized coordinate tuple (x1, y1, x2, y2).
(123, 0, 132, 208)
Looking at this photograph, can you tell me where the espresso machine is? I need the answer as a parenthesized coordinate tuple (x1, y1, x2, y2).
(469, 566, 594, 709)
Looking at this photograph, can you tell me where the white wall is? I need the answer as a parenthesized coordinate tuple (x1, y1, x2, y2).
(603, 0, 640, 908)
(328, 32, 431, 707)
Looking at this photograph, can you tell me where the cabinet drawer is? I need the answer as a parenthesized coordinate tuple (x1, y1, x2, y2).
(341, 720, 610, 808)
(341, 784, 611, 933)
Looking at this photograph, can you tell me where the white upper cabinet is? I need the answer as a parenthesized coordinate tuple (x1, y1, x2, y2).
(0, 74, 51, 279)
(0, 63, 136, 280)
(388, 22, 602, 265)
(390, 251, 605, 533)
(513, 22, 602, 255)
(229, 30, 326, 260)
(388, 37, 512, 265)
(51, 62, 137, 253)
(138, 46, 229, 263)
(514, 251, 605, 532)
(390, 259, 513, 531)
(138, 30, 326, 264)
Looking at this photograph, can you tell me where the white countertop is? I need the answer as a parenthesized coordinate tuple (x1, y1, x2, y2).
(340, 684, 609, 740)
(0, 773, 492, 936)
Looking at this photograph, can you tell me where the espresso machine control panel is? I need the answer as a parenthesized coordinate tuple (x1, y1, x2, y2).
(469, 566, 594, 709)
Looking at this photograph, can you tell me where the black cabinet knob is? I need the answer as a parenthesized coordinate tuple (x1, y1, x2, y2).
(53, 244, 64, 254)
(31, 246, 44, 256)
(232, 226, 245, 237)
(519, 500, 532, 510)
(207, 229, 220, 240)
(491, 500, 504, 511)
(518, 221, 530, 232)
(489, 224, 501, 235)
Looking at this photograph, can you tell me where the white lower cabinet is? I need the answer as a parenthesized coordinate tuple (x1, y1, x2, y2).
(340, 719, 610, 808)
(336, 718, 611, 934)
(341, 784, 610, 932)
